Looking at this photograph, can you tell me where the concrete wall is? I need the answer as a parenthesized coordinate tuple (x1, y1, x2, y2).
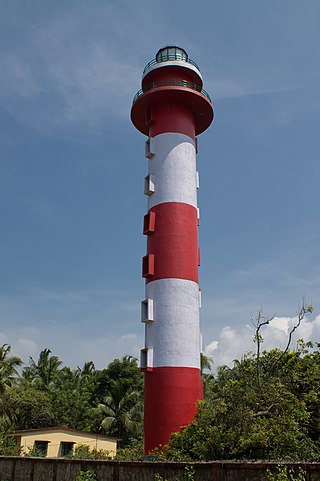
(0, 457, 319, 481)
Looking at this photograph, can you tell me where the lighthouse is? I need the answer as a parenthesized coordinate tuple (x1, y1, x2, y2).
(131, 46, 213, 453)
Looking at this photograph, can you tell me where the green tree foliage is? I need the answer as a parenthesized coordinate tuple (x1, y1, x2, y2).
(163, 304, 320, 461)
(165, 340, 320, 461)
(200, 352, 213, 375)
(0, 344, 22, 394)
(69, 444, 112, 459)
(267, 465, 307, 481)
(96, 378, 143, 444)
(115, 436, 144, 460)
(0, 346, 144, 450)
(0, 435, 20, 455)
(154, 465, 195, 481)
(75, 470, 98, 481)
(49, 366, 97, 431)
(0, 385, 55, 431)
(91, 356, 143, 441)
(4, 311, 320, 463)
(93, 356, 143, 401)
(23, 348, 62, 389)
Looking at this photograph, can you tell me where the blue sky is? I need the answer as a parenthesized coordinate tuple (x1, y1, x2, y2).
(1, 0, 320, 369)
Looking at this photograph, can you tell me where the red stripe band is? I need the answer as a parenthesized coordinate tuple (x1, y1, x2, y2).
(149, 102, 195, 139)
(143, 202, 199, 284)
(144, 366, 203, 453)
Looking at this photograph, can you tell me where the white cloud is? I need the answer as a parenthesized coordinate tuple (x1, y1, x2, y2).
(0, 323, 142, 370)
(205, 340, 218, 352)
(267, 316, 290, 334)
(15, 338, 39, 362)
(296, 314, 320, 341)
(2, 313, 319, 372)
(204, 314, 320, 370)
(205, 324, 252, 368)
(0, 286, 142, 369)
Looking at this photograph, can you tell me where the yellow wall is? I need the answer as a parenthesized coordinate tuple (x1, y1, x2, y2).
(18, 430, 117, 458)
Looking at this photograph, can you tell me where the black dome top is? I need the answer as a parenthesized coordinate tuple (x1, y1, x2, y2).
(155, 46, 188, 63)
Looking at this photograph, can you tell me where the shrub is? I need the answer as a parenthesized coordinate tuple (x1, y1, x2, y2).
(267, 465, 307, 481)
(0, 434, 20, 456)
(25, 446, 46, 457)
(115, 437, 143, 461)
(154, 465, 195, 481)
(75, 470, 97, 481)
(69, 444, 112, 459)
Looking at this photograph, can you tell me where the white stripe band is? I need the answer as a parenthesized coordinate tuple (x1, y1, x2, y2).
(144, 278, 201, 369)
(147, 133, 197, 209)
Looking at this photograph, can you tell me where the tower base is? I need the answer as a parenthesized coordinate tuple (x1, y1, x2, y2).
(144, 366, 203, 453)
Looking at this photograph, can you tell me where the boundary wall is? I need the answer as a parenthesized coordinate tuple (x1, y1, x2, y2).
(0, 457, 319, 481)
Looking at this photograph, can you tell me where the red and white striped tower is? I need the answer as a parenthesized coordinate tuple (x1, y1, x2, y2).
(131, 46, 213, 454)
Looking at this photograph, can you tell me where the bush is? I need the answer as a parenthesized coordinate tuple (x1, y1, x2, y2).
(25, 446, 46, 457)
(75, 470, 97, 481)
(69, 444, 112, 459)
(154, 465, 195, 481)
(0, 434, 20, 456)
(267, 465, 307, 481)
(115, 437, 143, 461)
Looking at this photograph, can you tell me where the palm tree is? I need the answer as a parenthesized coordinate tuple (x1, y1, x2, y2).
(0, 344, 22, 394)
(200, 352, 213, 376)
(27, 348, 62, 389)
(76, 361, 95, 378)
(96, 379, 143, 441)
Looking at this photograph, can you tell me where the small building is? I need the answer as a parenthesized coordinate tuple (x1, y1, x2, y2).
(14, 427, 118, 458)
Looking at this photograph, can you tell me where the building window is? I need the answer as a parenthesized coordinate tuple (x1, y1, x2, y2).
(156, 46, 188, 63)
(142, 254, 154, 278)
(144, 174, 155, 195)
(60, 442, 74, 457)
(141, 298, 154, 323)
(196, 171, 200, 189)
(143, 211, 156, 235)
(140, 347, 153, 371)
(34, 440, 49, 456)
(145, 138, 155, 159)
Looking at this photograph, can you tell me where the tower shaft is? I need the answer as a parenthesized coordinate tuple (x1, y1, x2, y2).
(131, 46, 213, 453)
